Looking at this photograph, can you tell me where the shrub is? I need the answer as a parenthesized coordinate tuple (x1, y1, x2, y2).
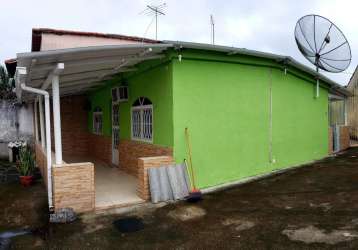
(17, 146, 35, 176)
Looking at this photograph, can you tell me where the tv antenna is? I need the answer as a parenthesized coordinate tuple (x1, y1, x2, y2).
(294, 14, 351, 97)
(141, 3, 166, 40)
(210, 14, 215, 45)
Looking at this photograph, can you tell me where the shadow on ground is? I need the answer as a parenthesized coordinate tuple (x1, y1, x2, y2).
(2, 148, 358, 249)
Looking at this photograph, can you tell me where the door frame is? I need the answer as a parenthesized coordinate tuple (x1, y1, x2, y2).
(111, 88, 120, 166)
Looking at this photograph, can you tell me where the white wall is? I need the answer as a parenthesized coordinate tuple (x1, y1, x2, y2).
(0, 100, 33, 159)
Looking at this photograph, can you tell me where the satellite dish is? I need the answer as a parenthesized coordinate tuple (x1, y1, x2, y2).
(294, 14, 351, 96)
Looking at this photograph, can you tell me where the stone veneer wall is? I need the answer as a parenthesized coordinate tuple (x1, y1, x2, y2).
(137, 156, 174, 200)
(35, 141, 95, 213)
(52, 162, 95, 213)
(119, 139, 173, 177)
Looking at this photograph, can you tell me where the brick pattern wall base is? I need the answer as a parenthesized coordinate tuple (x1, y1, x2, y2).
(119, 139, 173, 177)
(52, 162, 95, 213)
(60, 95, 90, 157)
(88, 134, 112, 165)
(59, 95, 112, 165)
(35, 142, 48, 189)
(137, 156, 174, 200)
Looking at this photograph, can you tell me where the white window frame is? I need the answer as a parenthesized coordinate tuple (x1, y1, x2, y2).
(112, 86, 129, 103)
(112, 102, 120, 148)
(131, 104, 153, 143)
(118, 86, 129, 102)
(93, 111, 103, 135)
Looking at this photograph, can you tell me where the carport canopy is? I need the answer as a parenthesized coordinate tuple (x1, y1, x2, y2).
(13, 43, 172, 173)
(15, 43, 172, 100)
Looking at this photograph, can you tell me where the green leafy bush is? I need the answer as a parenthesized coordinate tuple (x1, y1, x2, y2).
(0, 65, 16, 100)
(16, 146, 35, 176)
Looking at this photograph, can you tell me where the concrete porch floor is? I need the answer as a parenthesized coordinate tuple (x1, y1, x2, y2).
(63, 155, 144, 210)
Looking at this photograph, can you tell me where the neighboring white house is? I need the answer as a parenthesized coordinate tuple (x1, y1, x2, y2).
(0, 100, 33, 158)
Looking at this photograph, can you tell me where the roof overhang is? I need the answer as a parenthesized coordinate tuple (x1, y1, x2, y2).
(15, 43, 172, 101)
(329, 93, 345, 101)
(166, 41, 352, 97)
(14, 39, 351, 101)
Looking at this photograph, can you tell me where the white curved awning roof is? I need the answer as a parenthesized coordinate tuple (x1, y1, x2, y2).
(15, 43, 172, 100)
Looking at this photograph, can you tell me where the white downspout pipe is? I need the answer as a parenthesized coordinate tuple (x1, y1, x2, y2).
(20, 83, 53, 210)
(39, 96, 46, 149)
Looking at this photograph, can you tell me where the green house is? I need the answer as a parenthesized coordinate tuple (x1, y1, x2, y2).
(12, 29, 350, 213)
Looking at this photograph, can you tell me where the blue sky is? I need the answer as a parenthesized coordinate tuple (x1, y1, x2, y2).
(1, 0, 356, 85)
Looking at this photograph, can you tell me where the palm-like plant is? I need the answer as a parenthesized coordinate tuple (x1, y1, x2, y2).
(0, 65, 15, 100)
(17, 146, 35, 176)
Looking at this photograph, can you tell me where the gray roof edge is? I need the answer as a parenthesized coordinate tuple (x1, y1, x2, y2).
(16, 43, 173, 59)
(14, 40, 350, 97)
(165, 40, 351, 97)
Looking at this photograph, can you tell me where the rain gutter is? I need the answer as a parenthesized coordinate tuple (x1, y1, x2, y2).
(15, 67, 54, 211)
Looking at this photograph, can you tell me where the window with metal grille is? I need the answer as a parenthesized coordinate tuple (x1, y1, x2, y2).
(112, 103, 120, 149)
(112, 104, 119, 126)
(132, 109, 141, 138)
(93, 110, 103, 135)
(131, 97, 153, 142)
(113, 128, 119, 149)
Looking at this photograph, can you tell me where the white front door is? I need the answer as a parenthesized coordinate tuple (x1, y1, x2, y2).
(112, 103, 119, 166)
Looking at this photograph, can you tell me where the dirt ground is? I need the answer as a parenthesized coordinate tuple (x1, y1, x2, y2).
(2, 148, 358, 249)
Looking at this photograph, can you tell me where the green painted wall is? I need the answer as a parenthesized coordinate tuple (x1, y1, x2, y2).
(271, 69, 328, 169)
(88, 60, 173, 147)
(172, 51, 329, 189)
(88, 87, 112, 136)
(87, 48, 329, 190)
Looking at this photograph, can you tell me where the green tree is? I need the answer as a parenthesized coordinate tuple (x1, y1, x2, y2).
(0, 65, 15, 100)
